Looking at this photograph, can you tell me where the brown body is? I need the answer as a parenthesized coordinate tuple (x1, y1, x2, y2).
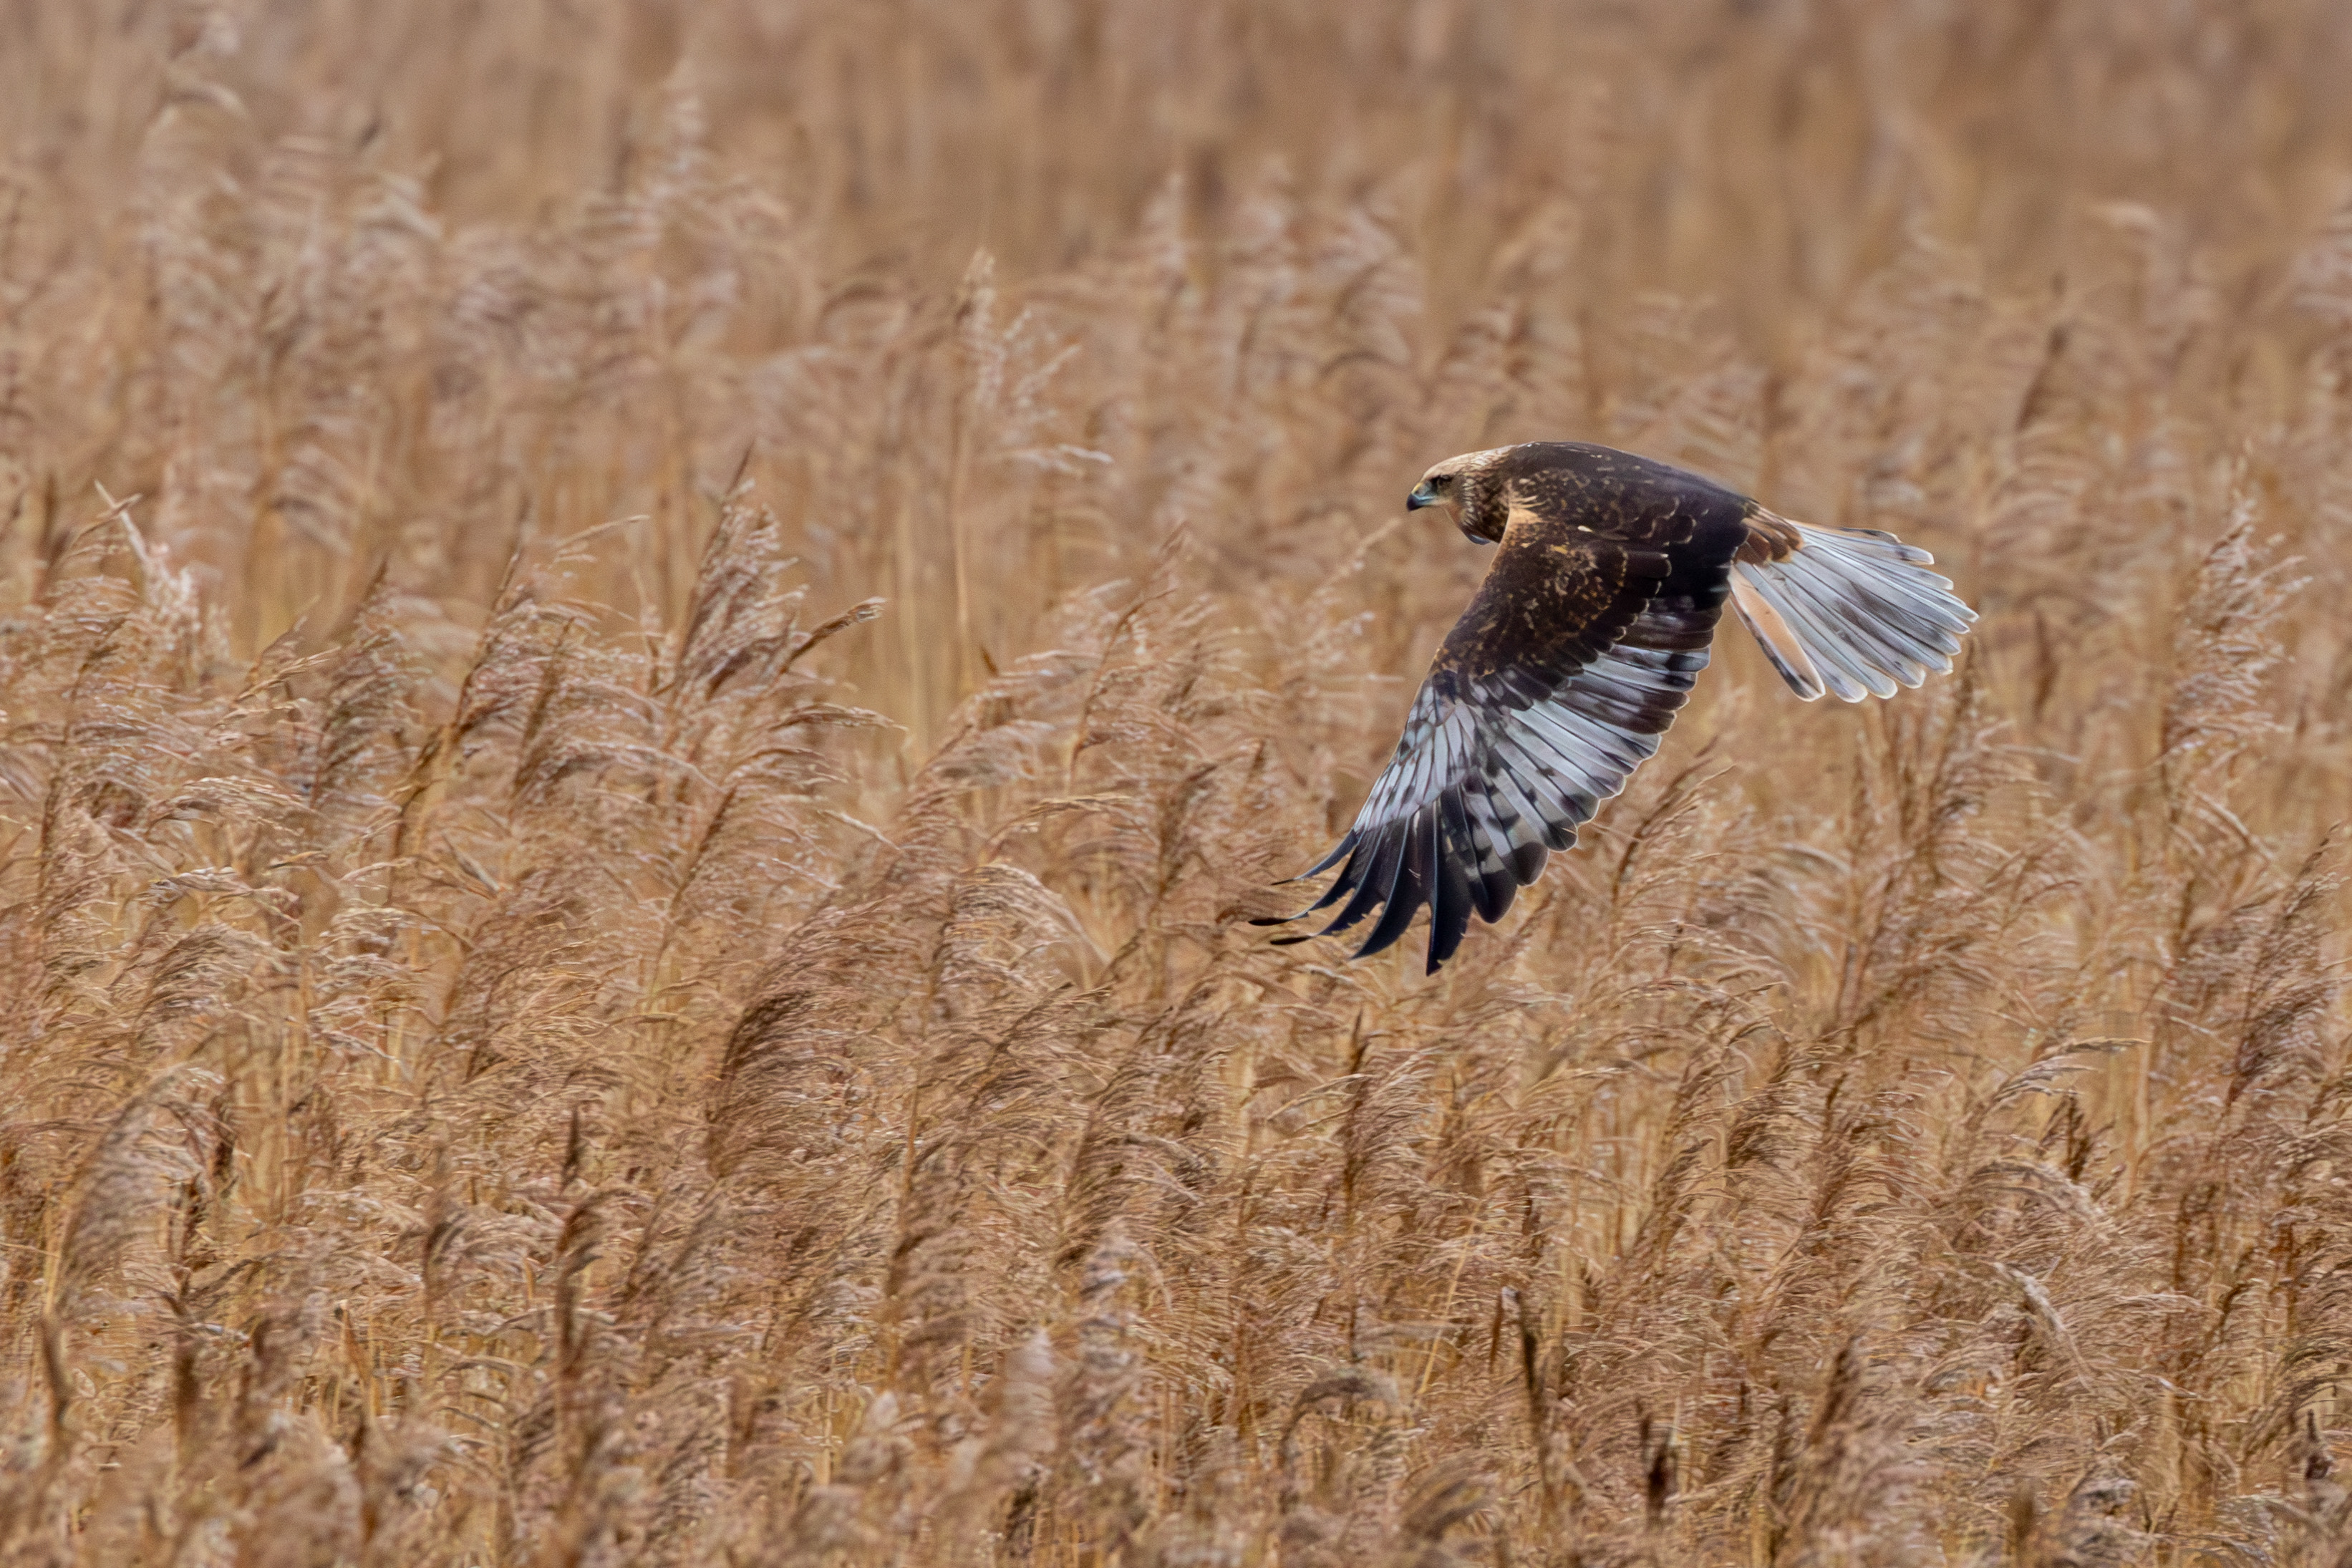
(1423, 443, 1761, 703)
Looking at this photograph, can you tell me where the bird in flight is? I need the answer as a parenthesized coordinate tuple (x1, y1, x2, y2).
(1257, 441, 1976, 973)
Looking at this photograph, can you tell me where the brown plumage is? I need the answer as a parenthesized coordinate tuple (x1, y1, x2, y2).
(1259, 442, 1977, 973)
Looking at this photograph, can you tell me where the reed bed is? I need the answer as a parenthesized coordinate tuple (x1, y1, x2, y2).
(7, 2, 2352, 1562)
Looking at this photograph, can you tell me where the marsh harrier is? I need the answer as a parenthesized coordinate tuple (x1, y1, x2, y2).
(1258, 442, 1976, 973)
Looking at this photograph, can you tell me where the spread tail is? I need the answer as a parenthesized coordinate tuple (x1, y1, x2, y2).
(1731, 517, 1976, 701)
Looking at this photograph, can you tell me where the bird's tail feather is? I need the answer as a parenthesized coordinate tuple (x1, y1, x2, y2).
(1731, 516, 1976, 702)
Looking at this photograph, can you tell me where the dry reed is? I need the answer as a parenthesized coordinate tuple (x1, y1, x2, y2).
(7, 2, 2352, 1564)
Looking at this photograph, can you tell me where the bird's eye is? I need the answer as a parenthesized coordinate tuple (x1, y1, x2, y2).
(1431, 474, 1454, 489)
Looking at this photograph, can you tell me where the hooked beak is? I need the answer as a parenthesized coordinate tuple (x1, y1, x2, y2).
(1406, 483, 1437, 510)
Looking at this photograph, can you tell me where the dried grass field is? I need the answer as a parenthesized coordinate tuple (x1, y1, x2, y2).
(9, 2, 2352, 1563)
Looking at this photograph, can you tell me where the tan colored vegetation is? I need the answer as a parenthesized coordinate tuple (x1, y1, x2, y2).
(7, 2, 2352, 1562)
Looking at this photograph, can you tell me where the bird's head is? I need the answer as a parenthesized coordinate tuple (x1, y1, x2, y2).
(1407, 448, 1512, 543)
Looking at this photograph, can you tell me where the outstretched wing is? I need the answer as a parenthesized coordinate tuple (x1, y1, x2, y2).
(1262, 490, 1747, 973)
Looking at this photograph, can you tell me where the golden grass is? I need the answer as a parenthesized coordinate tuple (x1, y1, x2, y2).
(8, 1, 2352, 1562)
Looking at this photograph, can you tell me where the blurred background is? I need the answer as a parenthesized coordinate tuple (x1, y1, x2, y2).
(11, 4, 2352, 1564)
(9, 0, 2352, 745)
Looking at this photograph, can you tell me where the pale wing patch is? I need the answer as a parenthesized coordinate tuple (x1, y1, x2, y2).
(1731, 576, 1825, 700)
(1261, 614, 1710, 974)
(1730, 516, 1976, 702)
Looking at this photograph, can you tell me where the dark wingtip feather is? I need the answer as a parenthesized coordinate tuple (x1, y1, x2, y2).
(1425, 904, 1468, 973)
(1426, 809, 1475, 973)
(1309, 826, 1407, 942)
(1251, 833, 1381, 936)
(1275, 831, 1359, 885)
(1352, 810, 1433, 960)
